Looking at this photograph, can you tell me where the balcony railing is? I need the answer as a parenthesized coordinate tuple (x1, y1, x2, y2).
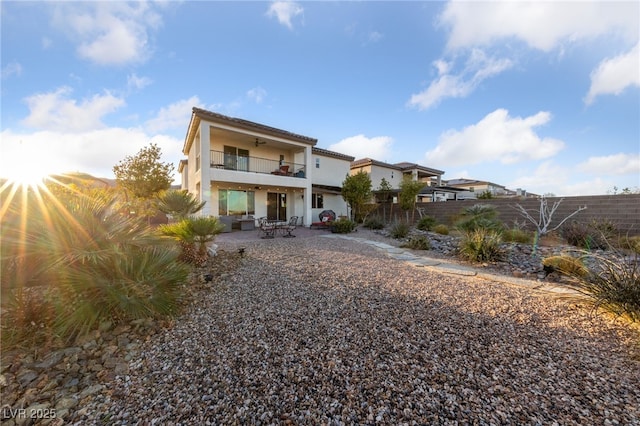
(210, 150, 306, 178)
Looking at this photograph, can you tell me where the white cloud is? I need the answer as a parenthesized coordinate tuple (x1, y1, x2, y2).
(408, 49, 513, 109)
(21, 87, 125, 133)
(42, 37, 52, 49)
(127, 73, 153, 91)
(508, 161, 570, 195)
(328, 134, 394, 161)
(576, 153, 640, 176)
(585, 43, 640, 105)
(426, 109, 565, 167)
(52, 2, 163, 66)
(439, 2, 638, 51)
(267, 1, 303, 30)
(368, 31, 383, 44)
(1, 62, 22, 79)
(0, 128, 183, 183)
(247, 87, 267, 104)
(145, 96, 203, 133)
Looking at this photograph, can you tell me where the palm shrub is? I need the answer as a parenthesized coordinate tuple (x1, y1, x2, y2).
(159, 216, 224, 264)
(459, 229, 504, 262)
(416, 215, 437, 231)
(389, 220, 410, 239)
(455, 204, 503, 233)
(1, 188, 188, 345)
(157, 189, 206, 221)
(562, 251, 640, 322)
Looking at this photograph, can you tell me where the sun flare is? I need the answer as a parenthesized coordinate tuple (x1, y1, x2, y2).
(1, 160, 52, 188)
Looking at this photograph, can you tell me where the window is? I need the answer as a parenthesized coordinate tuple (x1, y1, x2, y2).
(224, 146, 249, 171)
(312, 193, 323, 209)
(195, 136, 201, 171)
(315, 158, 320, 169)
(218, 189, 255, 216)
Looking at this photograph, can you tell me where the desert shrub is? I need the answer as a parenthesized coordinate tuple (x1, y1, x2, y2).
(1, 188, 190, 345)
(433, 224, 449, 235)
(542, 255, 588, 277)
(619, 235, 640, 254)
(364, 215, 385, 230)
(331, 218, 356, 234)
(401, 235, 431, 250)
(416, 215, 437, 231)
(503, 228, 532, 244)
(459, 229, 504, 262)
(563, 251, 640, 322)
(561, 221, 611, 250)
(455, 204, 503, 233)
(389, 221, 410, 239)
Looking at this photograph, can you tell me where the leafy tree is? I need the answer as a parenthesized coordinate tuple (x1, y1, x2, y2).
(341, 171, 372, 223)
(376, 177, 393, 222)
(113, 143, 174, 221)
(157, 189, 206, 221)
(398, 177, 423, 222)
(477, 190, 493, 199)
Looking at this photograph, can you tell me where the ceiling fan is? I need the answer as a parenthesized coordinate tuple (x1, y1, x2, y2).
(255, 138, 266, 147)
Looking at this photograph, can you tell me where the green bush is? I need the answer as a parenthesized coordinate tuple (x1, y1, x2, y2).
(459, 229, 504, 262)
(503, 228, 532, 244)
(401, 235, 431, 250)
(416, 215, 437, 231)
(455, 204, 503, 233)
(389, 221, 410, 239)
(564, 251, 640, 322)
(364, 215, 385, 230)
(331, 218, 356, 234)
(433, 224, 449, 235)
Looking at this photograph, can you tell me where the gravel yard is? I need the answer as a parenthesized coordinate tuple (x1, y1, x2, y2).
(72, 234, 640, 425)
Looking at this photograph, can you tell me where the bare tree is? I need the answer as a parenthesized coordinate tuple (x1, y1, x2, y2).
(514, 197, 587, 255)
(515, 197, 587, 236)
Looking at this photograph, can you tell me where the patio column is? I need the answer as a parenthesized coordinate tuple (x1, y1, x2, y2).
(303, 145, 313, 226)
(199, 121, 213, 216)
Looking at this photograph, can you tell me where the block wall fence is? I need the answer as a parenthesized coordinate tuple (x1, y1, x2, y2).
(374, 194, 640, 236)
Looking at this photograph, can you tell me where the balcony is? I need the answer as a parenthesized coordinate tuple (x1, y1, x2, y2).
(210, 150, 306, 178)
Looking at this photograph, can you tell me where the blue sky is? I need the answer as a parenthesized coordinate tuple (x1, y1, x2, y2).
(1, 1, 638, 196)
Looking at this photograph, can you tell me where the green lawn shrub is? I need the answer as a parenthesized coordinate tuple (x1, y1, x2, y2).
(433, 224, 450, 235)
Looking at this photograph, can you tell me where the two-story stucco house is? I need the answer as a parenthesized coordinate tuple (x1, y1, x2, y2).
(179, 108, 354, 227)
(350, 158, 445, 202)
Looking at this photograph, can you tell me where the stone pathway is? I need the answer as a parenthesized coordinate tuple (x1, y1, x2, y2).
(321, 234, 579, 295)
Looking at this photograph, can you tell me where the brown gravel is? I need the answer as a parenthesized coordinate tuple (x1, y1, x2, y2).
(64, 233, 640, 425)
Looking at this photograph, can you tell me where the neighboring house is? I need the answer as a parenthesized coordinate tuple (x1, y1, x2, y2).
(443, 178, 536, 199)
(179, 108, 354, 226)
(443, 178, 508, 199)
(350, 158, 445, 202)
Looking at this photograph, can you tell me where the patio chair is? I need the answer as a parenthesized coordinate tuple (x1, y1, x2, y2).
(257, 217, 276, 239)
(282, 216, 298, 238)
